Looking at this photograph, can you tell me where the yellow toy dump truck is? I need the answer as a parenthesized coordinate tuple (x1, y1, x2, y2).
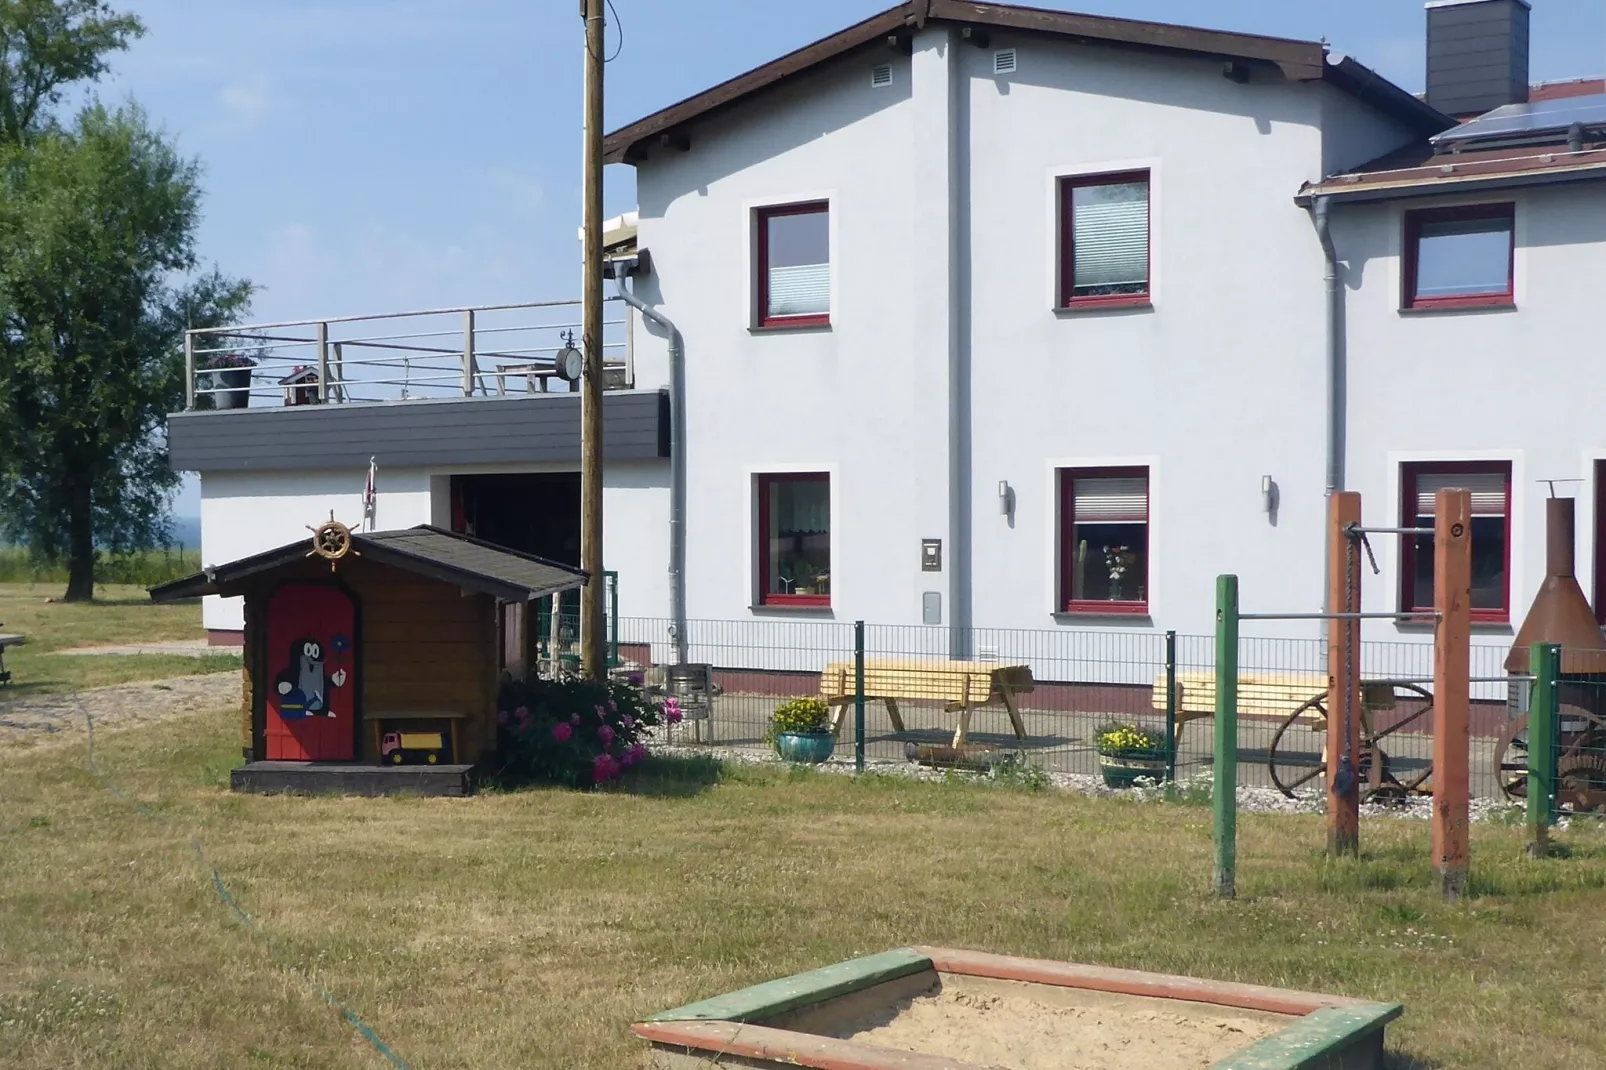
(381, 730, 444, 765)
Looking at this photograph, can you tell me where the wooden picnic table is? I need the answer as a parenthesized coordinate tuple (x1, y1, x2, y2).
(1153, 670, 1334, 731)
(819, 658, 1034, 747)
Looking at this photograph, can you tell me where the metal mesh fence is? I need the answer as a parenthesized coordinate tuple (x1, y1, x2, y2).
(615, 616, 1517, 798)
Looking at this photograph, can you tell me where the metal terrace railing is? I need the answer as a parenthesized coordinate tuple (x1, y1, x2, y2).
(182, 297, 632, 411)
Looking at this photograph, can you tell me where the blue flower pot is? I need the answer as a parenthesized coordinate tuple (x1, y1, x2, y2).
(775, 730, 835, 764)
(1097, 749, 1168, 788)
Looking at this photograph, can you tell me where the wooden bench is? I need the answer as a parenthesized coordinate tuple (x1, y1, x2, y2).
(819, 659, 1035, 747)
(1153, 671, 1330, 731)
(0, 630, 24, 686)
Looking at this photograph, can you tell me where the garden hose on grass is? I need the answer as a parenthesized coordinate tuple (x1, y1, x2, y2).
(77, 693, 409, 1070)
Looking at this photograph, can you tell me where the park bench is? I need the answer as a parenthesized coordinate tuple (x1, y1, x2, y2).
(820, 658, 1035, 747)
(0, 627, 25, 685)
(1152, 670, 1330, 735)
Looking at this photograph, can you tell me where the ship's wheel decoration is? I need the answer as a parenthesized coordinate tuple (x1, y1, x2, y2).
(307, 512, 358, 571)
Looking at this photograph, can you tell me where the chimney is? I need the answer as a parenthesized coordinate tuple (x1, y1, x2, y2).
(1426, 0, 1531, 117)
(1505, 498, 1606, 674)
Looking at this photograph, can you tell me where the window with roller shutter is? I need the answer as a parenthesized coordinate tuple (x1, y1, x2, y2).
(756, 202, 830, 328)
(1059, 171, 1150, 308)
(1399, 462, 1512, 621)
(1059, 467, 1150, 613)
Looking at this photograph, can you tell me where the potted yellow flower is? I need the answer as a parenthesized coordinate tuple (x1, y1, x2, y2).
(767, 696, 835, 764)
(1094, 723, 1167, 788)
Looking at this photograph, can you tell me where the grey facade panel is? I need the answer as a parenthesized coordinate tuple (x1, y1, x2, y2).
(168, 390, 669, 472)
(1426, 0, 1529, 116)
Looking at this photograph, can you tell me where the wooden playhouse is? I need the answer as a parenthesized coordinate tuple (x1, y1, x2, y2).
(150, 521, 585, 796)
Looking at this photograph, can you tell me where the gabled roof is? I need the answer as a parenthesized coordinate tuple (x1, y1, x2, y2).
(148, 525, 587, 604)
(603, 0, 1452, 165)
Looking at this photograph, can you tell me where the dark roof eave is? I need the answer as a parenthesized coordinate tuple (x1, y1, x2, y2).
(1297, 161, 1606, 206)
(603, 2, 1436, 166)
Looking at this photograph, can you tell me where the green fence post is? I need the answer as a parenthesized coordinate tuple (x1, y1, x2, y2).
(854, 621, 867, 774)
(1164, 630, 1178, 783)
(607, 570, 619, 668)
(1214, 576, 1239, 899)
(1528, 642, 1560, 857)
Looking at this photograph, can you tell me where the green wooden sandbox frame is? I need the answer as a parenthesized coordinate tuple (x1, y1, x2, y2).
(635, 947, 1402, 1070)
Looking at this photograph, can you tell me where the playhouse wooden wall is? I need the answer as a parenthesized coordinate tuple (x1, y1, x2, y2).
(237, 555, 502, 764)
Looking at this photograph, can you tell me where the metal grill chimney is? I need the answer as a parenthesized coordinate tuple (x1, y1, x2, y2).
(1505, 497, 1606, 674)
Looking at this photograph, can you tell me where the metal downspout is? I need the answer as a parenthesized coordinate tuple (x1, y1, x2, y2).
(613, 274, 688, 665)
(1312, 195, 1342, 497)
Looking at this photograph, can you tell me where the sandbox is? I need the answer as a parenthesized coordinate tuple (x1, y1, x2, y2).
(635, 947, 1401, 1070)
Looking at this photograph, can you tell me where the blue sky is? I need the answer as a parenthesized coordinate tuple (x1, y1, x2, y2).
(115, 0, 1603, 516)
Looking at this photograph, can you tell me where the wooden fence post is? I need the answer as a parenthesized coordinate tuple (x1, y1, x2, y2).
(1433, 488, 1472, 900)
(1327, 491, 1363, 857)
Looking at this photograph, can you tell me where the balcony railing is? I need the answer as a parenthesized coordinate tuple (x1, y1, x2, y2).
(182, 297, 631, 411)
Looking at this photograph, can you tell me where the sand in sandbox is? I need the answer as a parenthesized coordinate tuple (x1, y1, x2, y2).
(842, 975, 1286, 1070)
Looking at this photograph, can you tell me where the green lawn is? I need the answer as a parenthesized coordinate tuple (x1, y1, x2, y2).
(0, 583, 238, 698)
(1, 704, 1604, 1069)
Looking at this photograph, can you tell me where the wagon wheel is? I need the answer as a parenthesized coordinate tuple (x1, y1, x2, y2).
(1362, 684, 1435, 799)
(1558, 709, 1606, 811)
(1268, 694, 1330, 799)
(1493, 715, 1529, 801)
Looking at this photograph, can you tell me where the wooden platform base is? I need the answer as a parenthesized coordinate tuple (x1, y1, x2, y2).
(231, 761, 475, 797)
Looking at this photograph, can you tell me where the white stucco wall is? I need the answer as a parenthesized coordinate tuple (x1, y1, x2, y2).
(200, 463, 669, 634)
(1337, 181, 1606, 649)
(630, 28, 1423, 644)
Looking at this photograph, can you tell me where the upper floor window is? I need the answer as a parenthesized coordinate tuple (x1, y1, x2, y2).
(756, 202, 830, 328)
(1403, 204, 1514, 310)
(1059, 171, 1150, 308)
(1400, 462, 1511, 622)
(1059, 467, 1149, 614)
(757, 472, 830, 606)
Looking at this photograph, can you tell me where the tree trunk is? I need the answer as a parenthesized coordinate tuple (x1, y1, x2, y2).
(63, 480, 95, 603)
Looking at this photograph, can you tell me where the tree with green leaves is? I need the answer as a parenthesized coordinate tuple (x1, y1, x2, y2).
(0, 1, 252, 600)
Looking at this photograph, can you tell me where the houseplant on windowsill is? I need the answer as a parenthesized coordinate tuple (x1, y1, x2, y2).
(767, 695, 835, 764)
(1094, 723, 1168, 788)
(198, 352, 256, 410)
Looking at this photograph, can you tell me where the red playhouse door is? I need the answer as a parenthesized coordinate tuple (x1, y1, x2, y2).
(264, 583, 357, 761)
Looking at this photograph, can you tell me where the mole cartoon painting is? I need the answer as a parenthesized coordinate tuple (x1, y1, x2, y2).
(264, 582, 357, 760)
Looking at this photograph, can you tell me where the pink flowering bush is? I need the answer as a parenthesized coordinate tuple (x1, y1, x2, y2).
(494, 673, 665, 788)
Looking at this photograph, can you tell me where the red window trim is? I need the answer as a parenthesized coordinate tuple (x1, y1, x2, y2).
(1401, 202, 1515, 310)
(756, 202, 831, 329)
(757, 472, 831, 608)
(1595, 460, 1606, 626)
(1059, 465, 1150, 614)
(1399, 460, 1512, 624)
(1058, 170, 1151, 310)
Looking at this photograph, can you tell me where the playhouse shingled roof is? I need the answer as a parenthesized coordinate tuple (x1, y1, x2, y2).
(148, 525, 588, 604)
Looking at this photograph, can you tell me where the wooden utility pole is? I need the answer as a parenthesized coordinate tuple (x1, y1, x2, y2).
(579, 0, 607, 680)
(1326, 491, 1362, 857)
(1432, 488, 1472, 900)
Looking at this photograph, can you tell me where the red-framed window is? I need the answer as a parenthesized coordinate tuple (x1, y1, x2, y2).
(1595, 460, 1606, 625)
(756, 202, 830, 328)
(1059, 467, 1149, 614)
(757, 473, 830, 607)
(1402, 203, 1515, 310)
(1400, 461, 1512, 623)
(1058, 171, 1150, 308)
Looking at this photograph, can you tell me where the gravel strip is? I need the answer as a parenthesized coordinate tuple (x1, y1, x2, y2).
(52, 640, 223, 658)
(646, 737, 1528, 824)
(0, 673, 239, 749)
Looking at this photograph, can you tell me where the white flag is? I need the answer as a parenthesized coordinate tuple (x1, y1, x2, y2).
(363, 457, 377, 532)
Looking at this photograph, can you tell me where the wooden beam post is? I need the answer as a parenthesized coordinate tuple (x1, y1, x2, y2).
(505, 601, 530, 681)
(578, 0, 607, 681)
(1213, 574, 1239, 899)
(1432, 488, 1472, 900)
(1326, 491, 1363, 857)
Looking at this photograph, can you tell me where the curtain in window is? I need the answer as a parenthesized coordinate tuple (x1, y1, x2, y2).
(1072, 181, 1148, 290)
(767, 264, 830, 317)
(1414, 471, 1506, 516)
(775, 480, 829, 534)
(1073, 477, 1148, 522)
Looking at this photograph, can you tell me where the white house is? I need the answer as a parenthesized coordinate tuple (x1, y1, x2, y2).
(174, 0, 1605, 677)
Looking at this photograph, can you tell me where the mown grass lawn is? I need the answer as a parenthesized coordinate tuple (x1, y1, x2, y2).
(0, 583, 238, 698)
(2, 701, 1605, 1069)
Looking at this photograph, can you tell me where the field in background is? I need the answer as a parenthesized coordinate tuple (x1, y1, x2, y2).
(2, 706, 1605, 1069)
(0, 548, 200, 587)
(0, 583, 237, 698)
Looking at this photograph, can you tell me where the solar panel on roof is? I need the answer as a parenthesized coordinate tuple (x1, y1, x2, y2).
(1433, 93, 1606, 148)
